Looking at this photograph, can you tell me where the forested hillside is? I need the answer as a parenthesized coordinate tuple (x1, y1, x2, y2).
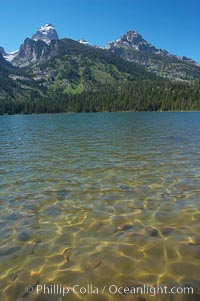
(1, 28, 200, 114)
(1, 80, 200, 114)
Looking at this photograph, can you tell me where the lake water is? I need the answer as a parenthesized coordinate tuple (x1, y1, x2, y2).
(0, 112, 200, 301)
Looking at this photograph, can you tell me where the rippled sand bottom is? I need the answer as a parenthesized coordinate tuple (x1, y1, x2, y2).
(1, 113, 200, 301)
(1, 183, 200, 301)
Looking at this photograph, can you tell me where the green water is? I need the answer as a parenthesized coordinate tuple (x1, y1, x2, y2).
(0, 112, 200, 301)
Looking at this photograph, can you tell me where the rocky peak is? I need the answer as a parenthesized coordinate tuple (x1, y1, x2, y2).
(0, 46, 6, 56)
(106, 30, 159, 53)
(32, 23, 59, 45)
(121, 30, 145, 45)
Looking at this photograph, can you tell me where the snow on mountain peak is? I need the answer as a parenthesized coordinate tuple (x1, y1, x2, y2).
(40, 24, 55, 31)
(78, 38, 89, 45)
(32, 23, 59, 44)
(106, 30, 159, 53)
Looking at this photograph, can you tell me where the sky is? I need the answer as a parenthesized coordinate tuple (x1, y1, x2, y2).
(0, 0, 200, 62)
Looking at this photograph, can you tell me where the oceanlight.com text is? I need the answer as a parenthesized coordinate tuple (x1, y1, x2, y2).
(24, 283, 194, 297)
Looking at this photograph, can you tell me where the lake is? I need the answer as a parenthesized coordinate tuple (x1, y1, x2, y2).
(0, 112, 200, 301)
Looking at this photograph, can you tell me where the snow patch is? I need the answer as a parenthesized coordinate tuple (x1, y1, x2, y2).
(39, 24, 55, 32)
(78, 38, 89, 45)
(4, 50, 18, 62)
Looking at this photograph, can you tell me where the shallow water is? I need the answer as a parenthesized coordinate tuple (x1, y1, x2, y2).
(0, 112, 200, 301)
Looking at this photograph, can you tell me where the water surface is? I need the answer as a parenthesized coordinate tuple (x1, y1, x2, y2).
(0, 112, 200, 301)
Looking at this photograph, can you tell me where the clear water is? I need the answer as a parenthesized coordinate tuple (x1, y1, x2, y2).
(0, 112, 200, 301)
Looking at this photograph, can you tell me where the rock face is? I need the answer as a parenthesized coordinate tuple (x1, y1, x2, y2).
(32, 23, 59, 44)
(12, 38, 57, 67)
(106, 30, 170, 56)
(10, 24, 59, 67)
(0, 52, 5, 63)
(0, 52, 14, 68)
(0, 46, 6, 56)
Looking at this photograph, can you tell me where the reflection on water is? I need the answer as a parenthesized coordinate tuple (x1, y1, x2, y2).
(0, 112, 200, 301)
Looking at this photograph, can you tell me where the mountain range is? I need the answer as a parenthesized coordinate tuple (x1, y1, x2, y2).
(1, 24, 200, 78)
(0, 24, 200, 114)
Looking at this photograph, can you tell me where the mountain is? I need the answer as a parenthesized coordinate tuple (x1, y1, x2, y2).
(11, 38, 58, 67)
(7, 24, 59, 67)
(32, 23, 59, 44)
(107, 30, 170, 55)
(1, 24, 200, 114)
(0, 53, 18, 71)
(4, 25, 200, 80)
(0, 46, 6, 56)
(3, 50, 19, 62)
(2, 24, 156, 91)
(0, 52, 46, 113)
(106, 30, 200, 81)
(0, 47, 18, 62)
(0, 31, 157, 113)
(30, 38, 157, 94)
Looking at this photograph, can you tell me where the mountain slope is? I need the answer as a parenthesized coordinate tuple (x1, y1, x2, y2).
(1, 24, 200, 114)
(0, 37, 158, 112)
(106, 30, 200, 81)
(30, 38, 158, 94)
(0, 53, 47, 113)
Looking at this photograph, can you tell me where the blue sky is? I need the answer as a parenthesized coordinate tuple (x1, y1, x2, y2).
(0, 0, 200, 61)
